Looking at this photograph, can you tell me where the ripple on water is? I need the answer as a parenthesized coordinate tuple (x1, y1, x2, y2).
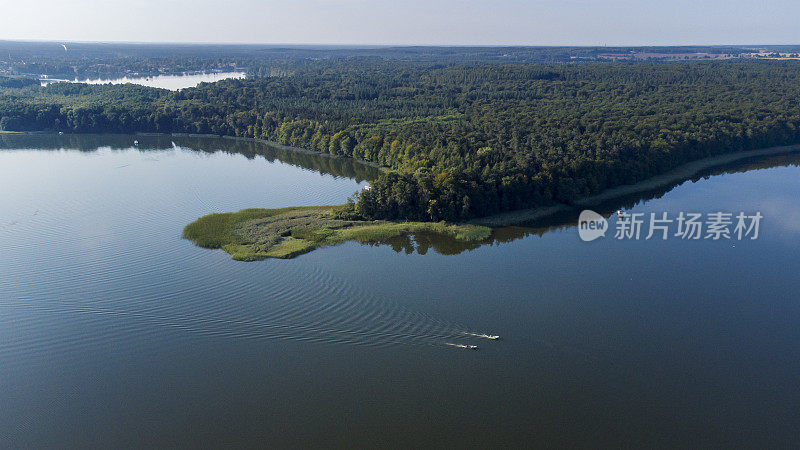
(0, 144, 485, 368)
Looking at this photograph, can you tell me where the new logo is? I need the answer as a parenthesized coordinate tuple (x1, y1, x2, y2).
(578, 210, 608, 241)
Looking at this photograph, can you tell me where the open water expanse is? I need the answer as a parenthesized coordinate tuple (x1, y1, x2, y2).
(1, 134, 799, 447)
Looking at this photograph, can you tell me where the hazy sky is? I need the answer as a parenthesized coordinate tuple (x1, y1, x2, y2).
(0, 0, 797, 46)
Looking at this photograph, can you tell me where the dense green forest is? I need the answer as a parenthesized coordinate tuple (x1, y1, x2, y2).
(3, 60, 800, 221)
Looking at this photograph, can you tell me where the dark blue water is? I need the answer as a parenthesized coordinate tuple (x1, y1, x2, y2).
(1, 135, 799, 447)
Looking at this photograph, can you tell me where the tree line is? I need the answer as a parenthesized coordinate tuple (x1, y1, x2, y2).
(3, 60, 800, 221)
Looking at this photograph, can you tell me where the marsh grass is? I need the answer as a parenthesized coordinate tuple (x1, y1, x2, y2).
(183, 205, 491, 261)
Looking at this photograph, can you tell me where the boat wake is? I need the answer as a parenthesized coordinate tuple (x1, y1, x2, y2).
(445, 342, 479, 350)
(0, 145, 498, 360)
(464, 332, 501, 340)
(1, 261, 497, 356)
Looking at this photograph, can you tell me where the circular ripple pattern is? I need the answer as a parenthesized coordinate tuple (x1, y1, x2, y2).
(0, 144, 478, 366)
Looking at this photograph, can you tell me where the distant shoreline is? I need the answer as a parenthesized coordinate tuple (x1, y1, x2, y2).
(2, 131, 388, 172)
(471, 144, 800, 227)
(38, 70, 247, 87)
(7, 131, 800, 228)
(129, 132, 390, 171)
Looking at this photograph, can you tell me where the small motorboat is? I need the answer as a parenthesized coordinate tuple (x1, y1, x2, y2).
(617, 209, 625, 219)
(446, 343, 479, 350)
(133, 140, 139, 146)
(475, 333, 500, 340)
(467, 332, 501, 340)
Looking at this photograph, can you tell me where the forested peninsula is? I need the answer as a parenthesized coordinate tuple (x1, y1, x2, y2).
(3, 60, 800, 226)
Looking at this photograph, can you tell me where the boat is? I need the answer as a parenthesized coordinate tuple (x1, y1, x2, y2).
(446, 343, 479, 350)
(467, 332, 501, 340)
(133, 140, 139, 146)
(617, 209, 625, 219)
(475, 333, 500, 340)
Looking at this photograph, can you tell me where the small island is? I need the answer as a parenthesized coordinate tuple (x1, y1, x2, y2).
(183, 141, 800, 261)
(183, 205, 491, 260)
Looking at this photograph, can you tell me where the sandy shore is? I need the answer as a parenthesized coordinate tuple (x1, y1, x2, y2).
(471, 144, 800, 227)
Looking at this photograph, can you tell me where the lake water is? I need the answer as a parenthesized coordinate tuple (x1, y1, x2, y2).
(40, 71, 246, 90)
(1, 134, 799, 447)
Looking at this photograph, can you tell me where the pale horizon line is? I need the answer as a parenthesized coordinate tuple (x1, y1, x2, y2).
(0, 38, 796, 49)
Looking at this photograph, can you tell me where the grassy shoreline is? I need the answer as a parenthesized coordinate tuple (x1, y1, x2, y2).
(9, 132, 796, 252)
(183, 206, 491, 261)
(177, 140, 800, 260)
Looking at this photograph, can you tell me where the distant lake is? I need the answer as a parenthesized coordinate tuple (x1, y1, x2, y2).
(40, 71, 246, 90)
(1, 134, 799, 447)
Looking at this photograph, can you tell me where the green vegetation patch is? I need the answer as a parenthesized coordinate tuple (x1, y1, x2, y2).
(182, 205, 491, 261)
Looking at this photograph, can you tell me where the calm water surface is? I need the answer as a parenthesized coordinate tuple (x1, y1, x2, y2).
(40, 71, 246, 90)
(1, 135, 799, 447)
